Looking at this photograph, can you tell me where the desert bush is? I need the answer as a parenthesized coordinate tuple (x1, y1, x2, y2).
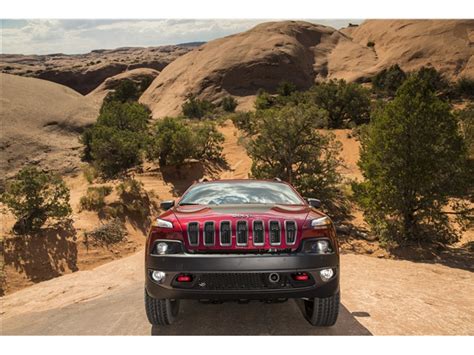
(230, 111, 255, 135)
(104, 79, 140, 103)
(354, 75, 471, 244)
(182, 96, 214, 118)
(254, 90, 276, 110)
(220, 96, 238, 112)
(0, 167, 72, 234)
(372, 64, 407, 96)
(148, 117, 224, 167)
(79, 185, 113, 211)
(97, 101, 149, 132)
(84, 218, 127, 245)
(148, 117, 195, 166)
(82, 164, 99, 184)
(115, 178, 150, 217)
(366, 41, 375, 48)
(415, 66, 448, 93)
(457, 103, 474, 158)
(247, 104, 345, 214)
(90, 126, 144, 178)
(455, 77, 474, 99)
(193, 122, 225, 162)
(82, 102, 150, 178)
(277, 81, 297, 97)
(310, 79, 371, 128)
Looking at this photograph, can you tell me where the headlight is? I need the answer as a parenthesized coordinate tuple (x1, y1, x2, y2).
(152, 240, 183, 255)
(156, 242, 168, 255)
(302, 239, 333, 254)
(153, 218, 173, 228)
(311, 216, 332, 229)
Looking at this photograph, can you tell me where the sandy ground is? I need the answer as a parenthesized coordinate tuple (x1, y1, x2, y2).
(1, 251, 472, 335)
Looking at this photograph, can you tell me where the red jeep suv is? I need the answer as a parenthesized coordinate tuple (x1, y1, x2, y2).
(145, 179, 340, 327)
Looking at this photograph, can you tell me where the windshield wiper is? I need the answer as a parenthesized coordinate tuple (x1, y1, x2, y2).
(178, 203, 201, 206)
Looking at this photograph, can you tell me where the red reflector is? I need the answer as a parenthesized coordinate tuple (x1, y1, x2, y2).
(293, 273, 309, 281)
(177, 275, 192, 282)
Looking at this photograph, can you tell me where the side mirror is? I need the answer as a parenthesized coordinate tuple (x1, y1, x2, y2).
(160, 200, 175, 210)
(306, 198, 322, 209)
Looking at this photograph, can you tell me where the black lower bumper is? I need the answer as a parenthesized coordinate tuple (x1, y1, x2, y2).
(145, 252, 339, 300)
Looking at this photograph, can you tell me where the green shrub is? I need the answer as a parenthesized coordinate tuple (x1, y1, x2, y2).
(90, 126, 144, 178)
(230, 111, 255, 135)
(254, 90, 275, 110)
(82, 164, 98, 184)
(104, 79, 140, 103)
(276, 81, 297, 97)
(116, 178, 150, 217)
(310, 79, 371, 128)
(182, 96, 214, 118)
(193, 122, 225, 162)
(148, 117, 195, 166)
(82, 102, 150, 178)
(415, 66, 448, 93)
(457, 103, 474, 157)
(372, 64, 407, 96)
(455, 77, 474, 99)
(367, 41, 375, 48)
(79, 185, 113, 211)
(148, 117, 225, 166)
(220, 96, 238, 112)
(0, 167, 72, 234)
(354, 75, 471, 244)
(84, 218, 127, 245)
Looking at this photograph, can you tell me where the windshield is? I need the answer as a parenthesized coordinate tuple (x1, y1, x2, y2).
(179, 181, 304, 205)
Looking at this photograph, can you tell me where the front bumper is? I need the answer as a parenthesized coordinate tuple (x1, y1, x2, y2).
(145, 252, 339, 300)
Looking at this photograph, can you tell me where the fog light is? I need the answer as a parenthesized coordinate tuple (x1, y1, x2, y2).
(151, 270, 166, 283)
(156, 242, 168, 255)
(320, 268, 334, 282)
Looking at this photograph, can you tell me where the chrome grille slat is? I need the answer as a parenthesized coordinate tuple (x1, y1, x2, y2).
(219, 221, 232, 246)
(269, 220, 281, 245)
(204, 221, 215, 245)
(285, 220, 297, 245)
(252, 220, 264, 246)
(236, 220, 248, 246)
(187, 222, 199, 246)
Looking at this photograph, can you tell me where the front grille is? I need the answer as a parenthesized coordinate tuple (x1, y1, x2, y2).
(204, 221, 215, 245)
(187, 220, 297, 248)
(269, 221, 281, 245)
(236, 221, 248, 246)
(191, 273, 290, 290)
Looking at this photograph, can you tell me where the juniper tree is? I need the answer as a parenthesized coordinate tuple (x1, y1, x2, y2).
(354, 75, 471, 243)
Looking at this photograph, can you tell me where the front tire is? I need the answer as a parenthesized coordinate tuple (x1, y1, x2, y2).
(145, 289, 180, 326)
(304, 291, 340, 326)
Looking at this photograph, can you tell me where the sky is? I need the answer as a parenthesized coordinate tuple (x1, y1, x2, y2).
(0, 19, 363, 55)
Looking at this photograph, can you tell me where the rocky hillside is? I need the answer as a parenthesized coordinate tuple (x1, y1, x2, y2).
(0, 44, 198, 95)
(140, 20, 473, 118)
(0, 74, 100, 181)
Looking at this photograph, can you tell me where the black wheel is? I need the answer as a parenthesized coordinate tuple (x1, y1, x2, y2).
(303, 291, 340, 326)
(144, 289, 180, 326)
